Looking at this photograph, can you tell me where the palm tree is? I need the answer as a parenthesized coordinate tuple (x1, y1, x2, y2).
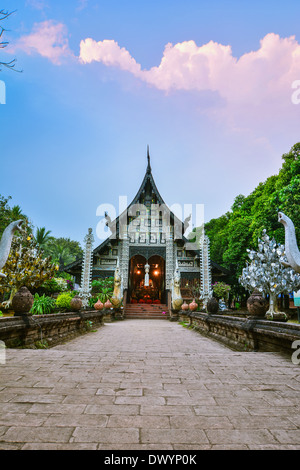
(10, 205, 24, 219)
(35, 227, 52, 249)
(44, 244, 75, 270)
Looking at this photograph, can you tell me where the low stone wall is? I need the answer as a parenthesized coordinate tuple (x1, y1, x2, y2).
(0, 310, 104, 349)
(181, 311, 300, 356)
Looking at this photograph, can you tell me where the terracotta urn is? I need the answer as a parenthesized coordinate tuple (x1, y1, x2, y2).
(70, 295, 82, 311)
(181, 301, 189, 311)
(11, 286, 34, 316)
(104, 299, 112, 309)
(189, 299, 198, 312)
(247, 289, 268, 317)
(94, 299, 104, 310)
(206, 297, 219, 314)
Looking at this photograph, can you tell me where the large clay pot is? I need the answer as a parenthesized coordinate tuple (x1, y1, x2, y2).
(11, 286, 34, 316)
(247, 289, 268, 317)
(104, 299, 112, 309)
(189, 299, 198, 311)
(94, 299, 104, 310)
(206, 297, 219, 314)
(70, 295, 82, 311)
(181, 302, 189, 311)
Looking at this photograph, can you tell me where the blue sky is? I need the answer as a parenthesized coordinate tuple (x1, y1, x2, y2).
(1, 0, 300, 247)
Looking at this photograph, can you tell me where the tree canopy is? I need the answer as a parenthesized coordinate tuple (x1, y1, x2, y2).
(0, 195, 83, 273)
(205, 143, 300, 287)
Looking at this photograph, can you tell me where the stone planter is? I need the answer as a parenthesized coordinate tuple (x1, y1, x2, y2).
(11, 286, 34, 316)
(206, 297, 219, 314)
(247, 289, 268, 318)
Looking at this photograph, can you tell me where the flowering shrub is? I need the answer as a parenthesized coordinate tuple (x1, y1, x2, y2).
(66, 279, 74, 290)
(0, 225, 57, 307)
(39, 276, 72, 295)
(212, 281, 231, 299)
(55, 277, 68, 291)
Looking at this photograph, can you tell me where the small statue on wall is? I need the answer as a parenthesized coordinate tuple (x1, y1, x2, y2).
(171, 263, 183, 311)
(111, 259, 123, 309)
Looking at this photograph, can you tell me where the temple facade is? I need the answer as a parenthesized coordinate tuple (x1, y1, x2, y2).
(66, 148, 230, 306)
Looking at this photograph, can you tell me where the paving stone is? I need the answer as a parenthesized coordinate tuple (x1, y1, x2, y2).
(84, 404, 139, 415)
(71, 426, 139, 444)
(0, 319, 299, 450)
(43, 413, 108, 427)
(2, 426, 74, 443)
(27, 403, 86, 414)
(206, 429, 278, 445)
(141, 428, 209, 445)
(107, 414, 170, 429)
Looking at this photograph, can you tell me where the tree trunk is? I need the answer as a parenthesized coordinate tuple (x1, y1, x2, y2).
(266, 293, 278, 319)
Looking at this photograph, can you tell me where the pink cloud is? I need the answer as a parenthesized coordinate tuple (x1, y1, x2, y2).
(14, 20, 72, 65)
(79, 33, 300, 120)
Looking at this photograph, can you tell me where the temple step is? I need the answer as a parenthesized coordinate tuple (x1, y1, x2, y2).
(124, 304, 168, 319)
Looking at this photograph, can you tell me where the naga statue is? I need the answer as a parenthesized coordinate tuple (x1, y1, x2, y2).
(111, 260, 123, 309)
(278, 212, 300, 273)
(0, 220, 24, 278)
(171, 263, 183, 311)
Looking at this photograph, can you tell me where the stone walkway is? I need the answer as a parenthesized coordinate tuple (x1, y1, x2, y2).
(0, 319, 300, 450)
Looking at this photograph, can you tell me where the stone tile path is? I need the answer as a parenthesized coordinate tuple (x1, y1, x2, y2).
(0, 319, 300, 450)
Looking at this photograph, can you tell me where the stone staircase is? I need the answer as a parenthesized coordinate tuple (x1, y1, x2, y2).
(124, 303, 168, 320)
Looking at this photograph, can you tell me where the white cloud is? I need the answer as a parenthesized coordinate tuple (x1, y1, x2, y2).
(79, 33, 300, 120)
(80, 38, 141, 75)
(13, 20, 72, 65)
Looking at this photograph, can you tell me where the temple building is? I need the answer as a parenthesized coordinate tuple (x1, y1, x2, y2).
(66, 148, 230, 306)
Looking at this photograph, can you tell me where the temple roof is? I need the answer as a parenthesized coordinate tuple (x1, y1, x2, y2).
(128, 145, 166, 207)
(64, 148, 231, 277)
(102, 146, 185, 244)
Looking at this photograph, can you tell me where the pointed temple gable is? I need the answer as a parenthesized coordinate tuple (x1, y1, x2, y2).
(65, 148, 230, 305)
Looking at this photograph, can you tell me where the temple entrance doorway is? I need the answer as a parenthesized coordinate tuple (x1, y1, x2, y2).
(128, 254, 165, 304)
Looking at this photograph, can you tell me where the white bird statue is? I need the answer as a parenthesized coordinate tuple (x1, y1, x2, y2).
(0, 220, 24, 278)
(278, 212, 300, 273)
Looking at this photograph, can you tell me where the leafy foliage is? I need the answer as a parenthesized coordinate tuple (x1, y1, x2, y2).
(35, 227, 52, 249)
(55, 292, 75, 309)
(212, 282, 231, 299)
(89, 277, 114, 306)
(30, 294, 56, 315)
(43, 237, 83, 270)
(205, 143, 300, 288)
(0, 223, 58, 306)
(0, 195, 30, 238)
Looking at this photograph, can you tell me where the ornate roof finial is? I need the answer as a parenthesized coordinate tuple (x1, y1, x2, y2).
(147, 145, 151, 173)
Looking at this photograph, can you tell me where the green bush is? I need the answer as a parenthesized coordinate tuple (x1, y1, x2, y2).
(212, 281, 231, 300)
(55, 292, 74, 309)
(30, 294, 56, 315)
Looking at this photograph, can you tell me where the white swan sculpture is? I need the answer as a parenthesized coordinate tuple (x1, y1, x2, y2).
(278, 212, 300, 273)
(0, 220, 24, 278)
